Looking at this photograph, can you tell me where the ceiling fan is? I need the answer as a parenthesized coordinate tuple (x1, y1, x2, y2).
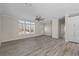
(35, 16, 45, 22)
(24, 3, 32, 6)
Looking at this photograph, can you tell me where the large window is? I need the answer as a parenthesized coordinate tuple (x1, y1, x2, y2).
(18, 20, 25, 34)
(18, 20, 35, 35)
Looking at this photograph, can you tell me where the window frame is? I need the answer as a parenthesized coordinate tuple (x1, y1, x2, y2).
(18, 20, 35, 35)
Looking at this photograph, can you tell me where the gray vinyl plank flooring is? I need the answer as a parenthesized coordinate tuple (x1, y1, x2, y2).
(0, 35, 79, 56)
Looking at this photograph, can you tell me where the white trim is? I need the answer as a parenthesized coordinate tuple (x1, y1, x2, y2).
(1, 34, 43, 43)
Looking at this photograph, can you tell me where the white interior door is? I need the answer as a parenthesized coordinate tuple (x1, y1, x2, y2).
(74, 17, 79, 42)
(52, 19, 59, 39)
(67, 17, 75, 41)
(67, 16, 79, 42)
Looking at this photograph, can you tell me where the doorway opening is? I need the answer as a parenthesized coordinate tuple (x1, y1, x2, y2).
(59, 16, 65, 39)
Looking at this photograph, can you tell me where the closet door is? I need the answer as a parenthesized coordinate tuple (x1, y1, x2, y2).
(74, 17, 79, 42)
(67, 17, 75, 42)
(68, 16, 79, 42)
(52, 19, 59, 39)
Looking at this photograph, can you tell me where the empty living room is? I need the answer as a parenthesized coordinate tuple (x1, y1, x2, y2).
(1, 2, 79, 56)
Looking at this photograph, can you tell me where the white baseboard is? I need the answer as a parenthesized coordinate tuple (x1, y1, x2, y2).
(65, 39, 69, 42)
(1, 34, 44, 43)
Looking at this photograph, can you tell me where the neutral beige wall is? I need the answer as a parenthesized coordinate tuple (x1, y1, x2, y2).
(2, 15, 18, 42)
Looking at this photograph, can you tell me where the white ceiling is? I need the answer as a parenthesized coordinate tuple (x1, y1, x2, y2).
(0, 3, 79, 20)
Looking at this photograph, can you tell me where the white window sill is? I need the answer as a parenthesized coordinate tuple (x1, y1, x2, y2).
(19, 32, 35, 35)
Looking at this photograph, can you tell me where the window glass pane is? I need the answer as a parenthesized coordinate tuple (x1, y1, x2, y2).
(25, 24, 30, 34)
(18, 20, 25, 34)
(18, 20, 35, 34)
(30, 24, 35, 33)
(18, 20, 25, 24)
(31, 22, 35, 25)
(26, 21, 31, 24)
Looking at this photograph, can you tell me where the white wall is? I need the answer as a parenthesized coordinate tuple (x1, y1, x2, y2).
(44, 21, 52, 36)
(52, 18, 59, 38)
(1, 15, 44, 42)
(35, 22, 44, 35)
